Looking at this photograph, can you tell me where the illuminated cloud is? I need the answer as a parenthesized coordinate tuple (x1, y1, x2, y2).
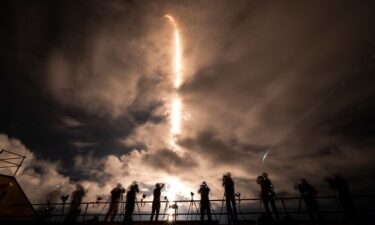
(0, 0, 374, 205)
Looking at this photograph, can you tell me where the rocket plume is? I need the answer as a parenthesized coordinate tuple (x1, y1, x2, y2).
(165, 15, 183, 149)
(164, 15, 185, 218)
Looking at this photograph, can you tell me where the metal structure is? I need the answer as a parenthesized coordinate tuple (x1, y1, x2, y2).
(0, 149, 26, 177)
(6, 195, 373, 224)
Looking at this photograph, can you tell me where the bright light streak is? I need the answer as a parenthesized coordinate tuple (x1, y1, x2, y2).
(165, 15, 183, 148)
(171, 95, 181, 135)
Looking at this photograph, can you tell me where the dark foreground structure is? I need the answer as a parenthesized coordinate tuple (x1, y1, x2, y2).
(0, 151, 374, 225)
(1, 175, 374, 225)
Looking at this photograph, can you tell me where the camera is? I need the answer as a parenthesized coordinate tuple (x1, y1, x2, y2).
(60, 195, 69, 203)
(235, 192, 241, 197)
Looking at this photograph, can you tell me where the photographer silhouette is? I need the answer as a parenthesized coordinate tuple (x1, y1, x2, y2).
(198, 181, 212, 222)
(222, 173, 238, 224)
(257, 173, 279, 221)
(150, 183, 165, 221)
(104, 183, 125, 222)
(122, 181, 139, 225)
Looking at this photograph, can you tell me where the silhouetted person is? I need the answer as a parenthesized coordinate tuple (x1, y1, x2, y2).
(37, 186, 62, 219)
(65, 184, 85, 222)
(257, 173, 279, 221)
(325, 175, 360, 225)
(122, 181, 139, 225)
(198, 181, 212, 223)
(295, 179, 324, 225)
(222, 172, 238, 223)
(104, 183, 125, 222)
(150, 183, 165, 221)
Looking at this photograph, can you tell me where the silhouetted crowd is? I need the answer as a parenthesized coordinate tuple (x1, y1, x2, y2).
(41, 173, 362, 225)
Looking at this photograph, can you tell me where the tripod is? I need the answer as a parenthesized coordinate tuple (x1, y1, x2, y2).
(135, 196, 142, 221)
(235, 193, 245, 221)
(221, 194, 238, 225)
(209, 200, 219, 221)
(219, 193, 226, 222)
(162, 197, 170, 220)
(168, 203, 178, 222)
(187, 193, 199, 220)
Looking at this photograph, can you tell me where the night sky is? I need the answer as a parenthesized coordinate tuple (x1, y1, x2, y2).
(1, 0, 375, 203)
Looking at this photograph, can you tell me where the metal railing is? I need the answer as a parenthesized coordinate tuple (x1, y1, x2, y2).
(5, 195, 374, 224)
(0, 149, 26, 176)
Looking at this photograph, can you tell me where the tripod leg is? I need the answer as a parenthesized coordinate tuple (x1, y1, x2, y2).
(297, 196, 302, 223)
(163, 202, 169, 220)
(210, 201, 218, 221)
(219, 196, 225, 223)
(193, 201, 200, 221)
(135, 201, 142, 221)
(187, 202, 192, 220)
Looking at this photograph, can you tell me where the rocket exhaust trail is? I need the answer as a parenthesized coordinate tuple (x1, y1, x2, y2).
(165, 15, 183, 149)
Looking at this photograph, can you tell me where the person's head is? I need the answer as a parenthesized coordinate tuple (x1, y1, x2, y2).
(76, 184, 83, 190)
(300, 178, 307, 184)
(117, 183, 122, 188)
(262, 172, 268, 178)
(156, 183, 161, 188)
(257, 176, 264, 184)
(132, 181, 137, 186)
(202, 181, 207, 186)
(223, 172, 231, 181)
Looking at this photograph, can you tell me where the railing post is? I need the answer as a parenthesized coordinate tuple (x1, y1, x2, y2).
(82, 202, 89, 221)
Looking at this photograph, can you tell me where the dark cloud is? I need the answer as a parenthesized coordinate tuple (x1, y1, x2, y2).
(180, 131, 264, 166)
(1, 0, 375, 203)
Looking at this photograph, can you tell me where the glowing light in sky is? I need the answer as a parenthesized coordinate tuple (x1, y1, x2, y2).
(163, 16, 188, 218)
(171, 95, 181, 136)
(165, 15, 183, 149)
(164, 176, 192, 220)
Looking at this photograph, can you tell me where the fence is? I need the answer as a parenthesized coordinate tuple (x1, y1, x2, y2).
(15, 195, 375, 224)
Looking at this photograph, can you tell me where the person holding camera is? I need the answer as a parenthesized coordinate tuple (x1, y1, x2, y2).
(64, 184, 85, 222)
(222, 172, 238, 223)
(104, 183, 125, 222)
(257, 173, 279, 221)
(122, 181, 140, 225)
(150, 183, 165, 221)
(325, 175, 360, 225)
(198, 181, 212, 222)
(295, 179, 324, 224)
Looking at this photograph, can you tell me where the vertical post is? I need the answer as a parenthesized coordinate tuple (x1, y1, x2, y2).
(174, 201, 177, 222)
(82, 202, 89, 222)
(296, 196, 302, 222)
